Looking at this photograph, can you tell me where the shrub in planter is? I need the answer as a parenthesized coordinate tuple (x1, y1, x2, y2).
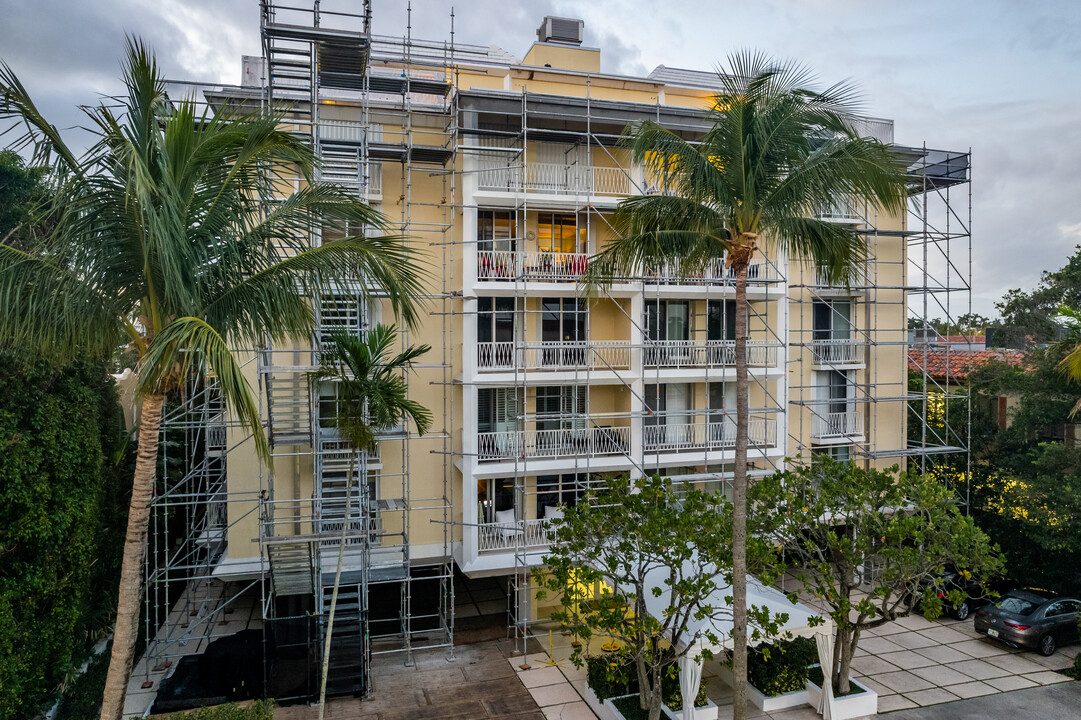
(660, 666, 709, 710)
(587, 650, 637, 701)
(587, 649, 708, 712)
(745, 636, 817, 697)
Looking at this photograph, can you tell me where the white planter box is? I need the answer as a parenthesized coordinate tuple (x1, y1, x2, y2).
(806, 677, 878, 720)
(715, 665, 809, 712)
(597, 692, 719, 720)
(661, 697, 719, 720)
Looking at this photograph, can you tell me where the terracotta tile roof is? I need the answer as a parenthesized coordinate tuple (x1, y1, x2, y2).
(907, 348, 1026, 381)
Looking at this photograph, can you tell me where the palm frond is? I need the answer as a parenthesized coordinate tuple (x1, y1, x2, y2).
(139, 316, 270, 463)
(0, 243, 126, 359)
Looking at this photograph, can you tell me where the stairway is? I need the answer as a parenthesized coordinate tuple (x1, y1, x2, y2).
(266, 371, 312, 447)
(267, 542, 316, 597)
(321, 581, 368, 697)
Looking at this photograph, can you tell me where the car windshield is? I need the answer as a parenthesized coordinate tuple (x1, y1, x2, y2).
(995, 595, 1039, 616)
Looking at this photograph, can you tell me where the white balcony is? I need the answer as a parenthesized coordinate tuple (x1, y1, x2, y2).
(477, 249, 588, 282)
(477, 425, 631, 461)
(811, 410, 864, 442)
(477, 341, 632, 372)
(477, 162, 631, 197)
(810, 339, 864, 368)
(643, 340, 777, 369)
(478, 517, 552, 553)
(643, 257, 775, 285)
(643, 418, 777, 453)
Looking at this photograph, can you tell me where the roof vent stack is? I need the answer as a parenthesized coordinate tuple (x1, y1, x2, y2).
(537, 16, 584, 46)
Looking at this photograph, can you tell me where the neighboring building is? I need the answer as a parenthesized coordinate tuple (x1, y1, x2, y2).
(134, 1, 973, 709)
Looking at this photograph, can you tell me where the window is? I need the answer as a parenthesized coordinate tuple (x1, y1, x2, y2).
(478, 388, 520, 434)
(827, 370, 850, 415)
(707, 300, 737, 341)
(645, 300, 690, 342)
(535, 386, 586, 431)
(537, 213, 584, 254)
(478, 210, 517, 252)
(709, 382, 735, 444)
(994, 595, 1038, 616)
(537, 474, 585, 516)
(541, 297, 586, 365)
(478, 297, 516, 344)
(825, 445, 851, 463)
(479, 477, 516, 523)
(813, 300, 852, 341)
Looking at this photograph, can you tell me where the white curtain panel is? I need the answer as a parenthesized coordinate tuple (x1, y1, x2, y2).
(815, 632, 834, 720)
(678, 649, 704, 720)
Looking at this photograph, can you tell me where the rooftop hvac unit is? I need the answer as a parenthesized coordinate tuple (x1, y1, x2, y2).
(536, 16, 584, 46)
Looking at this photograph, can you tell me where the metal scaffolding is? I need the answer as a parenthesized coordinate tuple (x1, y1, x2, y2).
(138, 1, 973, 704)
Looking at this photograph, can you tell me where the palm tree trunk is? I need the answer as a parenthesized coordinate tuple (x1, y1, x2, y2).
(100, 392, 165, 720)
(318, 450, 356, 720)
(731, 261, 750, 720)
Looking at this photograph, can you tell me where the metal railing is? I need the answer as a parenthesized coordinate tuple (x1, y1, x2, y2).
(643, 340, 777, 368)
(477, 249, 588, 281)
(476, 162, 631, 196)
(643, 418, 776, 453)
(811, 410, 864, 440)
(810, 339, 864, 367)
(642, 257, 774, 284)
(477, 341, 632, 372)
(478, 518, 552, 553)
(477, 425, 632, 461)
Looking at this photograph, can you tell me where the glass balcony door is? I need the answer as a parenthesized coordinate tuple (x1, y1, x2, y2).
(541, 297, 586, 367)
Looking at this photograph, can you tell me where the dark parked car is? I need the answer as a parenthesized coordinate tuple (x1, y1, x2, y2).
(973, 589, 1080, 656)
(932, 569, 1013, 620)
(912, 568, 1010, 620)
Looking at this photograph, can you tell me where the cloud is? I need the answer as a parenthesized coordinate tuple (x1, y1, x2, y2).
(2, 0, 1079, 317)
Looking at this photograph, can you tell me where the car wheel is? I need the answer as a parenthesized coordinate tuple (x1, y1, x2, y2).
(954, 602, 970, 621)
(1038, 633, 1057, 657)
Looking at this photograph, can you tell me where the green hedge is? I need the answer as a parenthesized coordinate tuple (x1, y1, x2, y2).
(0, 355, 129, 720)
(165, 701, 275, 720)
(746, 636, 817, 697)
(585, 649, 708, 709)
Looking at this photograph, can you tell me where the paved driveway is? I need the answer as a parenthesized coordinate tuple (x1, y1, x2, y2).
(876, 680, 1081, 719)
(848, 610, 1076, 712)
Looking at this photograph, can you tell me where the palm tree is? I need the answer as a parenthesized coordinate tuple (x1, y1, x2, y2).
(310, 325, 432, 720)
(585, 51, 909, 719)
(0, 39, 425, 720)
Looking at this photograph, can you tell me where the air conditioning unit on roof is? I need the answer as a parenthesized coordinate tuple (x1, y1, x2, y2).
(536, 16, 584, 46)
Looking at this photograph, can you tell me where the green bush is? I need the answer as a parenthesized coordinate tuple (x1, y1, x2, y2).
(1071, 615, 1081, 680)
(54, 649, 111, 720)
(167, 701, 275, 720)
(746, 636, 817, 697)
(585, 649, 707, 708)
(0, 355, 129, 719)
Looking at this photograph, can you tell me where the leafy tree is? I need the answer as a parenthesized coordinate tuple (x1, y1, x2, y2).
(997, 245, 1081, 344)
(310, 326, 431, 720)
(0, 149, 48, 250)
(538, 474, 787, 720)
(0, 354, 129, 719)
(583, 52, 908, 717)
(751, 459, 1001, 696)
(0, 39, 424, 720)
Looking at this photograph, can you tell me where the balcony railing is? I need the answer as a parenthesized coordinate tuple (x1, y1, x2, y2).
(478, 425, 631, 461)
(477, 249, 588, 282)
(478, 518, 552, 553)
(643, 418, 776, 453)
(477, 162, 632, 196)
(643, 340, 777, 369)
(810, 339, 864, 367)
(642, 257, 774, 284)
(811, 410, 864, 441)
(477, 341, 632, 372)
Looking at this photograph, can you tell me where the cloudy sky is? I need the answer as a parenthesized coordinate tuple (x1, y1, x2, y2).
(3, 0, 1079, 316)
